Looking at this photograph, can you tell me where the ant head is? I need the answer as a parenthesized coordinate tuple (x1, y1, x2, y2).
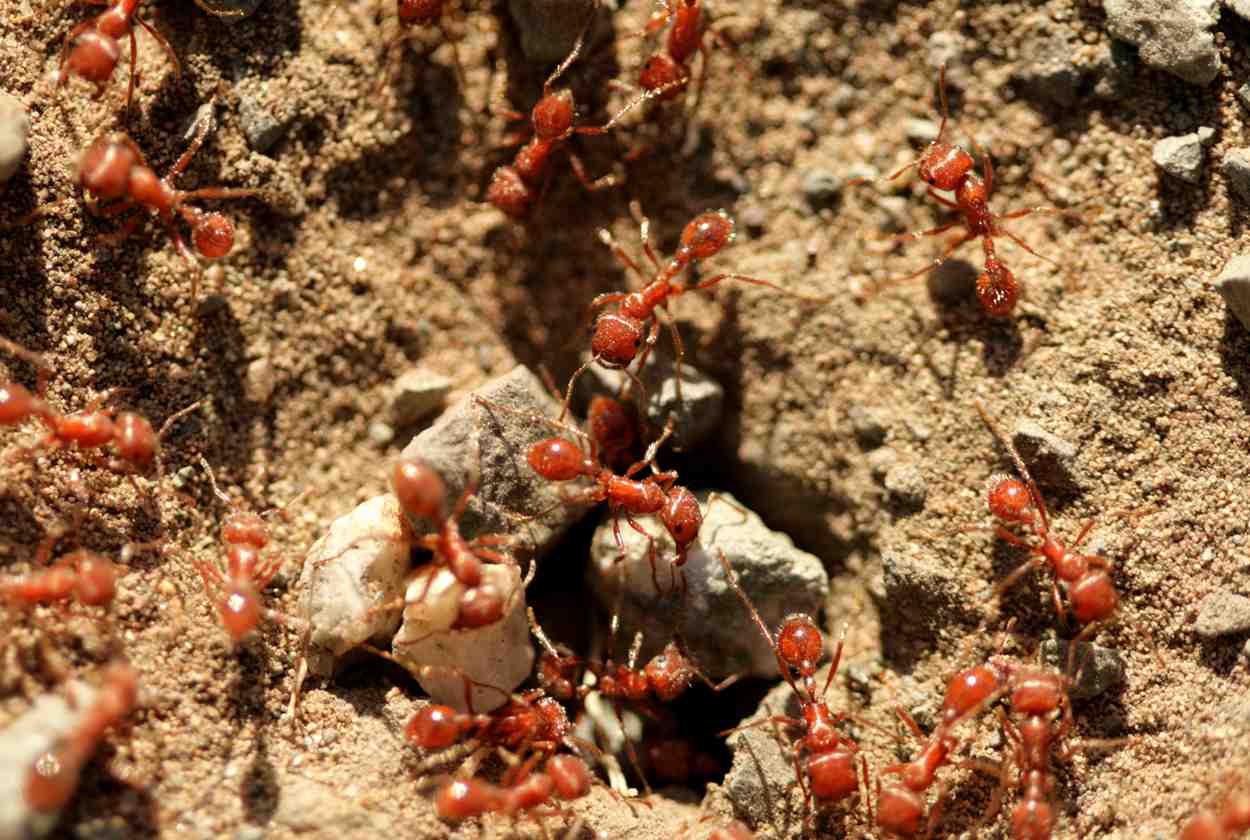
(220, 582, 262, 641)
(806, 750, 859, 801)
(590, 313, 646, 366)
(487, 165, 534, 219)
(222, 512, 268, 550)
(113, 412, 157, 466)
(985, 473, 1032, 524)
(66, 31, 122, 84)
(192, 212, 236, 260)
(396, 0, 441, 25)
(639, 53, 689, 100)
(1070, 571, 1117, 624)
(643, 643, 695, 702)
(392, 458, 447, 523)
(546, 755, 591, 800)
(69, 551, 116, 607)
(527, 437, 588, 481)
(531, 90, 575, 141)
(538, 652, 578, 700)
(941, 663, 1002, 725)
(406, 704, 460, 749)
(79, 134, 136, 201)
(535, 696, 570, 736)
(975, 256, 1018, 317)
(677, 210, 735, 262)
(917, 142, 974, 192)
(455, 583, 504, 628)
(776, 613, 822, 679)
(661, 487, 701, 555)
(876, 784, 925, 836)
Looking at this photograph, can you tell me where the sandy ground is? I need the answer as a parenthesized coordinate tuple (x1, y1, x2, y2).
(3, 0, 1250, 837)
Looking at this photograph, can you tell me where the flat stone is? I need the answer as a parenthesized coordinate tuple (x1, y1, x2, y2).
(575, 352, 723, 450)
(274, 775, 392, 834)
(587, 490, 829, 680)
(507, 0, 600, 63)
(1012, 420, 1081, 487)
(1195, 590, 1250, 638)
(388, 367, 452, 427)
(847, 405, 888, 449)
(881, 542, 980, 631)
(1210, 254, 1250, 332)
(1224, 149, 1250, 204)
(0, 91, 28, 184)
(238, 95, 289, 154)
(883, 462, 927, 511)
(1104, 0, 1220, 85)
(1039, 637, 1126, 700)
(1152, 133, 1205, 183)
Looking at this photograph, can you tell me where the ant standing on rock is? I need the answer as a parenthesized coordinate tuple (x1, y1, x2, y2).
(53, 0, 179, 110)
(77, 107, 259, 301)
(849, 66, 1078, 316)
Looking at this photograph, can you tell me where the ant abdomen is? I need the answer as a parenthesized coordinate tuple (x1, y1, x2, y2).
(66, 32, 121, 83)
(1, 382, 45, 424)
(192, 213, 235, 259)
(807, 749, 858, 800)
(976, 258, 1019, 317)
(679, 210, 734, 261)
(397, 0, 441, 26)
(546, 754, 591, 800)
(406, 704, 461, 749)
(1070, 571, 1117, 623)
(878, 785, 925, 836)
(485, 166, 533, 219)
(527, 437, 587, 481)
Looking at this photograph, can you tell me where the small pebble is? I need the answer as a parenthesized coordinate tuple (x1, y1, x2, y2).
(508, 0, 599, 63)
(1195, 590, 1250, 638)
(1039, 638, 1126, 700)
(1210, 254, 1250, 332)
(388, 368, 452, 427)
(883, 462, 927, 510)
(1152, 133, 1205, 183)
(847, 405, 888, 449)
(1222, 149, 1250, 203)
(368, 420, 395, 445)
(189, 0, 264, 20)
(866, 447, 898, 481)
(244, 358, 276, 404)
(800, 167, 840, 208)
(0, 91, 29, 184)
(905, 119, 940, 145)
(1103, 0, 1220, 85)
(1012, 420, 1080, 485)
(1238, 83, 1250, 112)
(238, 95, 288, 154)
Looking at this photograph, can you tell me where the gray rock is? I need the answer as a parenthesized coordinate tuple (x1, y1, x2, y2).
(905, 119, 941, 145)
(575, 352, 723, 450)
(1104, 0, 1220, 85)
(1210, 254, 1250, 332)
(402, 365, 594, 557)
(1199, 126, 1217, 146)
(190, 0, 264, 21)
(847, 405, 887, 449)
(237, 95, 289, 154)
(388, 367, 452, 427)
(1039, 638, 1126, 700)
(866, 447, 898, 481)
(0, 681, 96, 840)
(1092, 40, 1137, 99)
(1012, 420, 1081, 488)
(507, 0, 599, 64)
(1012, 34, 1083, 106)
(883, 463, 927, 510)
(0, 91, 28, 184)
(587, 491, 829, 680)
(800, 167, 840, 207)
(1153, 133, 1206, 183)
(1225, 149, 1250, 204)
(881, 542, 980, 630)
(1195, 590, 1250, 638)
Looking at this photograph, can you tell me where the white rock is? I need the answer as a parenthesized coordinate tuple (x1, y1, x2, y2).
(0, 92, 28, 185)
(392, 563, 533, 713)
(297, 494, 413, 676)
(1211, 254, 1250, 332)
(0, 682, 95, 840)
(1152, 133, 1205, 183)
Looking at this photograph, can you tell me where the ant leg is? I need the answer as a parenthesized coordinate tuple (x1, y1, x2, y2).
(689, 272, 832, 304)
(180, 187, 259, 201)
(659, 307, 687, 415)
(934, 64, 951, 141)
(718, 713, 804, 738)
(564, 150, 620, 192)
(596, 228, 647, 281)
(135, 16, 182, 78)
(168, 105, 216, 180)
(893, 707, 927, 742)
(819, 623, 847, 699)
(541, 12, 590, 96)
(844, 157, 923, 190)
(925, 186, 960, 210)
(622, 514, 660, 593)
(623, 419, 674, 478)
(870, 220, 963, 246)
(1070, 517, 1099, 550)
(991, 552, 1046, 601)
(996, 226, 1062, 269)
(122, 29, 137, 113)
(627, 201, 661, 272)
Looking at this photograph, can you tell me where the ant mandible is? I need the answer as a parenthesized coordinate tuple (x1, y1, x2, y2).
(77, 108, 259, 301)
(717, 550, 870, 827)
(848, 66, 1075, 317)
(53, 0, 180, 111)
(487, 26, 667, 219)
(474, 395, 700, 593)
(563, 205, 827, 418)
(974, 401, 1120, 636)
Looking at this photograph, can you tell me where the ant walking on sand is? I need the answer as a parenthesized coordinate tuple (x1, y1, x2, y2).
(717, 550, 871, 828)
(974, 401, 1120, 636)
(77, 107, 259, 301)
(562, 205, 828, 419)
(474, 395, 702, 593)
(53, 0, 179, 110)
(487, 25, 675, 219)
(434, 751, 594, 827)
(848, 66, 1077, 317)
(634, 0, 734, 113)
(24, 663, 139, 815)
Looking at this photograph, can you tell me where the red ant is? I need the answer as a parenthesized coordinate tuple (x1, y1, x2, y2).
(848, 66, 1073, 317)
(586, 394, 641, 473)
(24, 663, 138, 815)
(2, 549, 117, 610)
(474, 395, 701, 592)
(53, 0, 180, 110)
(435, 752, 593, 826)
(1, 339, 200, 481)
(391, 457, 524, 629)
(486, 27, 666, 219)
(192, 459, 306, 642)
(975, 401, 1119, 635)
(77, 108, 259, 301)
(1180, 785, 1250, 840)
(563, 205, 827, 416)
(368, 0, 467, 91)
(717, 550, 871, 827)
(635, 0, 732, 113)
